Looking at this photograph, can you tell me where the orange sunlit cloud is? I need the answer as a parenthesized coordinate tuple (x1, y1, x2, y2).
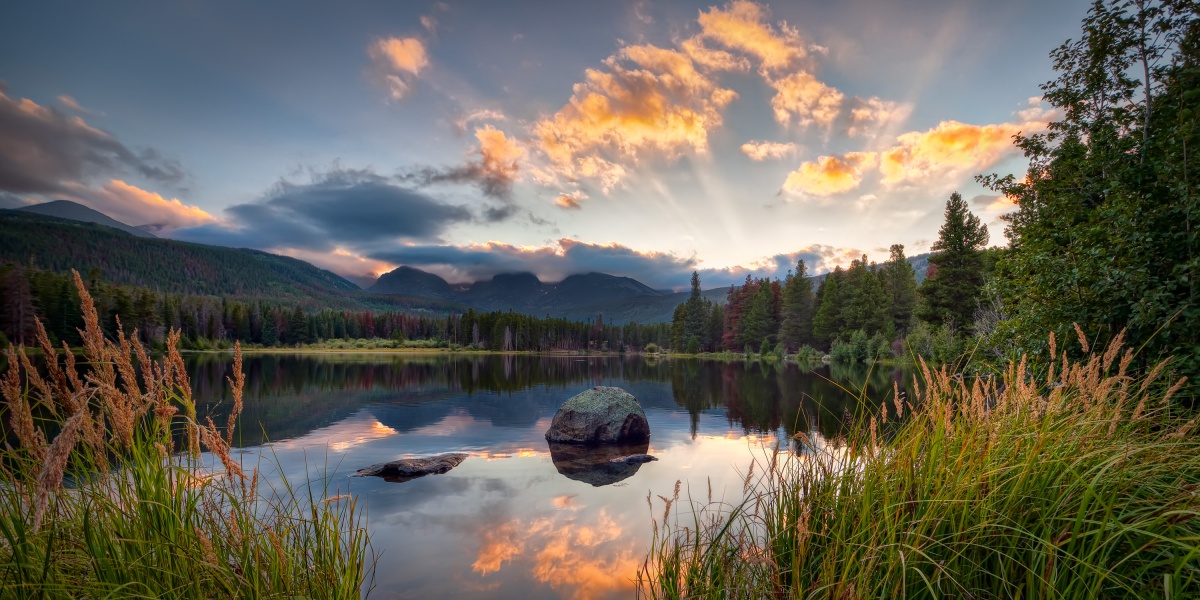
(475, 125, 526, 186)
(473, 519, 538, 575)
(679, 37, 751, 72)
(553, 495, 580, 510)
(274, 413, 398, 452)
(697, 0, 806, 71)
(740, 140, 797, 161)
(369, 37, 429, 99)
(769, 71, 843, 128)
(267, 246, 396, 282)
(529, 510, 639, 600)
(782, 151, 876, 197)
(63, 179, 215, 231)
(372, 37, 428, 75)
(533, 42, 736, 192)
(879, 120, 1030, 187)
(555, 193, 584, 210)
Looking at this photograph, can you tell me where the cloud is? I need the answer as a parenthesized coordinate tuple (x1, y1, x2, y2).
(61, 179, 215, 230)
(0, 89, 185, 194)
(696, 244, 863, 288)
(56, 95, 90, 113)
(879, 120, 1028, 187)
(696, 0, 806, 71)
(368, 37, 429, 99)
(844, 96, 912, 138)
(740, 140, 797, 161)
(173, 167, 473, 251)
(768, 71, 843, 128)
(678, 38, 751, 73)
(529, 512, 638, 600)
(0, 191, 33, 209)
(366, 237, 864, 289)
(778, 108, 1049, 196)
(410, 125, 525, 202)
(368, 238, 697, 287)
(555, 193, 584, 210)
(272, 246, 395, 288)
(420, 15, 437, 33)
(782, 151, 876, 197)
(453, 109, 506, 134)
(532, 43, 736, 192)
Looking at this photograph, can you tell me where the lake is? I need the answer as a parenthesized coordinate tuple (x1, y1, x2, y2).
(187, 353, 908, 599)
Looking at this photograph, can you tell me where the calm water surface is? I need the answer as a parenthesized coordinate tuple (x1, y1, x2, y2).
(187, 353, 909, 600)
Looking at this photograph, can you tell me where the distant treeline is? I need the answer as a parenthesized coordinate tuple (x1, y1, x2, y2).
(670, 193, 1000, 362)
(0, 266, 672, 352)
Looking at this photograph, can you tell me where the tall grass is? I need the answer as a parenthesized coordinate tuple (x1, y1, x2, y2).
(639, 329, 1200, 599)
(0, 271, 372, 598)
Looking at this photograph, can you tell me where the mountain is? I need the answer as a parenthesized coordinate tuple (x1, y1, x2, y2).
(0, 209, 466, 313)
(368, 268, 671, 322)
(18, 200, 157, 238)
(369, 253, 938, 324)
(371, 266, 458, 300)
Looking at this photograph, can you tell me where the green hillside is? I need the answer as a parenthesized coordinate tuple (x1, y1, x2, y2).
(0, 210, 356, 296)
(0, 210, 465, 314)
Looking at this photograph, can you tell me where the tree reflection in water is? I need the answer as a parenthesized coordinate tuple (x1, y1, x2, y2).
(180, 353, 912, 599)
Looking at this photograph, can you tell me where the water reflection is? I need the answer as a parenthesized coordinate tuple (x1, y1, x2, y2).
(547, 441, 652, 487)
(189, 354, 906, 447)
(183, 353, 911, 599)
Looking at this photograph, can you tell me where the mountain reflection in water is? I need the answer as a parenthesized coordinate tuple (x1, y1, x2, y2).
(186, 353, 910, 599)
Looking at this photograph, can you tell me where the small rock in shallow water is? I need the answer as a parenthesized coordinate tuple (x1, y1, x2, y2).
(609, 454, 657, 465)
(354, 453, 468, 483)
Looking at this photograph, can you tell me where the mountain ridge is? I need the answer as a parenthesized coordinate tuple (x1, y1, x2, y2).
(18, 200, 158, 239)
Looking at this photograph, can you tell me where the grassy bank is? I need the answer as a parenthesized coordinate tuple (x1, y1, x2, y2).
(0, 272, 372, 598)
(638, 330, 1200, 598)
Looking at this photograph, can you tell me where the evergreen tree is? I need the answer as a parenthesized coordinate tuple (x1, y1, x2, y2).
(917, 192, 989, 333)
(288, 305, 310, 345)
(707, 303, 725, 352)
(842, 256, 889, 335)
(811, 267, 844, 348)
(880, 244, 918, 335)
(779, 260, 814, 351)
(0, 266, 38, 346)
(261, 311, 278, 346)
(684, 271, 708, 347)
(670, 303, 688, 351)
(738, 280, 774, 349)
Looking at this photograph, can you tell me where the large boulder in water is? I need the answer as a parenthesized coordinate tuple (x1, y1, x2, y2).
(545, 386, 650, 444)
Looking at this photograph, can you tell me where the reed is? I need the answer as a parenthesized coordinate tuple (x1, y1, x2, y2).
(638, 329, 1200, 599)
(0, 270, 372, 598)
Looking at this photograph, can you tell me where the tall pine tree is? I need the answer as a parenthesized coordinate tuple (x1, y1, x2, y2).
(880, 244, 918, 335)
(918, 192, 989, 333)
(779, 259, 814, 350)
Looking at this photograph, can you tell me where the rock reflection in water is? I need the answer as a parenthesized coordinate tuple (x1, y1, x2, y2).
(547, 441, 653, 486)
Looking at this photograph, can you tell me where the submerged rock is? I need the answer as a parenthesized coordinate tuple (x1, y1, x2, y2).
(354, 453, 468, 483)
(548, 441, 653, 487)
(545, 386, 650, 444)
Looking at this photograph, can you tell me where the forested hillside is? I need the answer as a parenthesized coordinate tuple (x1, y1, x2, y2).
(0, 211, 360, 299)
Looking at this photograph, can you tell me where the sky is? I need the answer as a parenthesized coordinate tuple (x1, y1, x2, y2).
(0, 0, 1093, 290)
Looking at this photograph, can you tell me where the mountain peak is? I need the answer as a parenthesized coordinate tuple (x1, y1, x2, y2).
(17, 200, 156, 238)
(366, 265, 668, 319)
